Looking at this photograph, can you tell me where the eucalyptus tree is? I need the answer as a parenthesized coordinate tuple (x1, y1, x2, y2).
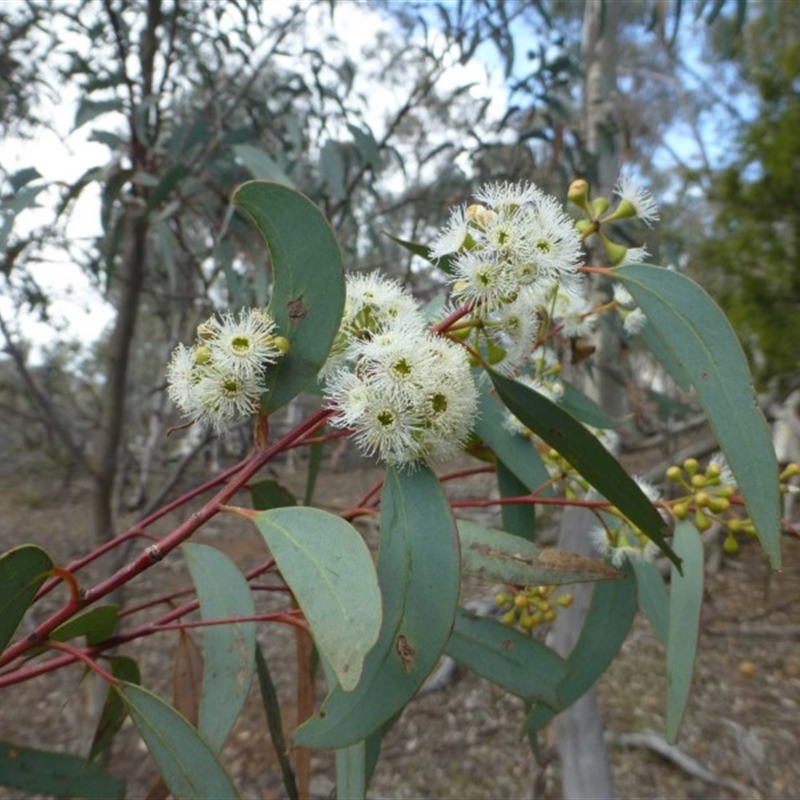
(0, 0, 502, 541)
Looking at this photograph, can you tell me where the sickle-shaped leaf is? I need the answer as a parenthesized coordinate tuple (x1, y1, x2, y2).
(182, 543, 256, 754)
(0, 544, 54, 653)
(293, 465, 460, 749)
(233, 181, 345, 412)
(616, 263, 780, 568)
(489, 369, 680, 568)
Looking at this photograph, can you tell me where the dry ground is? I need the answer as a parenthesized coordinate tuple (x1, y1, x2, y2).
(1, 456, 799, 799)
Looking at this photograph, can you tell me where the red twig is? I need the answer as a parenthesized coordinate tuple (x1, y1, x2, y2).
(0, 410, 330, 669)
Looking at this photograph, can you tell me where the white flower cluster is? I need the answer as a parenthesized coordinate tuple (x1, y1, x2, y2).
(428, 182, 592, 377)
(166, 309, 286, 432)
(323, 273, 478, 469)
(432, 182, 584, 314)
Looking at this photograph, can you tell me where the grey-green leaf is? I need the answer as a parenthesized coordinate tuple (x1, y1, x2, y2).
(616, 263, 781, 567)
(246, 507, 381, 692)
(293, 466, 460, 749)
(0, 741, 124, 799)
(118, 682, 239, 799)
(182, 543, 256, 754)
(489, 369, 680, 567)
(0, 544, 54, 653)
(458, 520, 621, 585)
(666, 521, 704, 742)
(446, 609, 570, 707)
(233, 181, 345, 412)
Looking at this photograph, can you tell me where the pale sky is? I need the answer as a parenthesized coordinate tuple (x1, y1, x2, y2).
(0, 1, 507, 363)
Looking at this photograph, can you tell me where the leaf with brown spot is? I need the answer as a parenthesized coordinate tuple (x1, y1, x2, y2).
(233, 182, 345, 413)
(459, 520, 621, 585)
(287, 296, 307, 323)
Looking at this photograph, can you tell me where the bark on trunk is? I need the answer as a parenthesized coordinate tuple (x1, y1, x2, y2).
(91, 214, 148, 542)
(552, 504, 615, 799)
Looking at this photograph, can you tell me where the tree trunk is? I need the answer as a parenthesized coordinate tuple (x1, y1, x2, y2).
(550, 3, 625, 796)
(552, 504, 615, 799)
(91, 213, 149, 542)
(581, 0, 630, 428)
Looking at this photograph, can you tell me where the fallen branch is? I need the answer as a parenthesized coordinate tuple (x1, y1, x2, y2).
(614, 730, 759, 799)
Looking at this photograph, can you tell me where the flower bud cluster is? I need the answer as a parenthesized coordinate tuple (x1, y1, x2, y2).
(166, 309, 287, 432)
(667, 455, 750, 551)
(323, 273, 478, 469)
(495, 585, 573, 632)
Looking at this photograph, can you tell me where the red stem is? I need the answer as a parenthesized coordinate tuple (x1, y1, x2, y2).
(0, 409, 330, 669)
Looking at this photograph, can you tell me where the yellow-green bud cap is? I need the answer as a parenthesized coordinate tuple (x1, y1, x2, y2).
(666, 465, 683, 482)
(691, 473, 707, 489)
(673, 501, 689, 519)
(591, 196, 610, 216)
(194, 345, 212, 365)
(197, 319, 217, 341)
(568, 179, 592, 216)
(274, 335, 290, 355)
(695, 509, 713, 531)
(599, 232, 628, 266)
(695, 491, 710, 508)
(708, 497, 731, 514)
(683, 458, 699, 475)
(723, 532, 739, 554)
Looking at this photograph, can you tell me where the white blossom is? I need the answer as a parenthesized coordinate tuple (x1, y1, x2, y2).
(615, 175, 660, 228)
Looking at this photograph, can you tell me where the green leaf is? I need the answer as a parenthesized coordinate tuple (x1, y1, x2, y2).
(489, 369, 680, 568)
(523, 562, 638, 733)
(233, 181, 346, 412)
(88, 657, 141, 764)
(321, 140, 346, 200)
(632, 559, 669, 646)
(144, 164, 190, 214)
(383, 232, 455, 275)
(9, 167, 41, 192)
(445, 609, 569, 707)
(666, 521, 704, 742)
(496, 459, 537, 541)
(0, 741, 124, 799)
(182, 543, 256, 754)
(304, 439, 324, 506)
(250, 478, 296, 510)
(473, 387, 552, 497)
(294, 466, 460, 749)
(118, 682, 239, 799)
(558, 381, 619, 428)
(50, 605, 118, 646)
(73, 98, 124, 131)
(254, 644, 298, 800)
(0, 544, 54, 652)
(616, 264, 780, 567)
(233, 145, 295, 186)
(458, 520, 621, 585)
(245, 507, 381, 692)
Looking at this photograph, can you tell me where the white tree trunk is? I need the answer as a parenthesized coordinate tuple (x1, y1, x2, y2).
(552, 504, 615, 799)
